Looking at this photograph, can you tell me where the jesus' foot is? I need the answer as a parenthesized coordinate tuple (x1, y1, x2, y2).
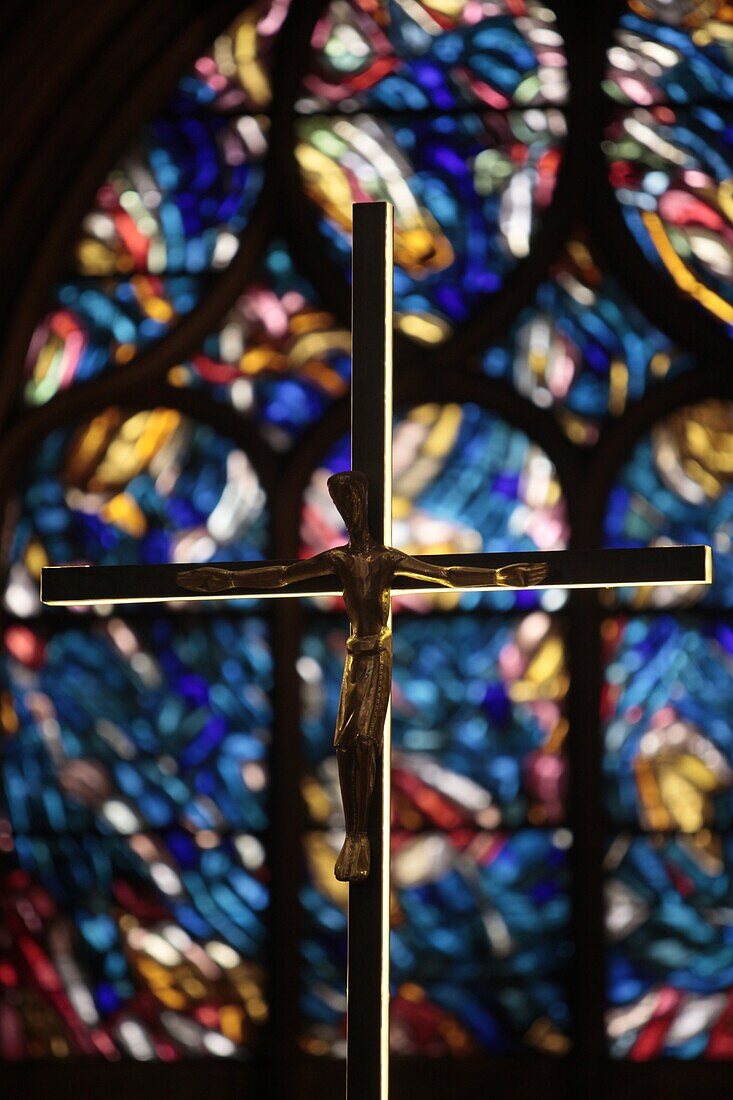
(334, 834, 370, 882)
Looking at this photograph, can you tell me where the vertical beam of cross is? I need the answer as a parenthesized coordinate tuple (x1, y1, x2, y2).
(348, 201, 393, 1100)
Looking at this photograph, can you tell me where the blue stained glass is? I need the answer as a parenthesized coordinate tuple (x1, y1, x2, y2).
(24, 278, 201, 406)
(24, 1, 288, 408)
(1, 830, 268, 1060)
(302, 403, 568, 612)
(604, 400, 733, 608)
(605, 106, 733, 331)
(76, 104, 267, 277)
(479, 237, 694, 445)
(299, 0, 568, 113)
(606, 6, 733, 106)
(2, 616, 271, 836)
(301, 615, 568, 831)
(169, 244, 351, 448)
(606, 833, 733, 1060)
(301, 829, 572, 1056)
(4, 409, 268, 618)
(296, 110, 565, 337)
(602, 617, 733, 832)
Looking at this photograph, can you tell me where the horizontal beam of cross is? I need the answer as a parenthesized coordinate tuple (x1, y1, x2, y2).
(41, 545, 712, 606)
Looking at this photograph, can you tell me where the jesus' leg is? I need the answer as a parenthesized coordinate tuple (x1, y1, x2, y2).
(333, 643, 390, 881)
(334, 735, 378, 881)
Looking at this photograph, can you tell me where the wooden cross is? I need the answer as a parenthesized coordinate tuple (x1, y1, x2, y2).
(41, 203, 712, 1099)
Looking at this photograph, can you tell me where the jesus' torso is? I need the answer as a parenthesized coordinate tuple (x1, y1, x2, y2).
(328, 544, 400, 638)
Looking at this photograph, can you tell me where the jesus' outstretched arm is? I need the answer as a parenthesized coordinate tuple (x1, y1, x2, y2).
(176, 551, 335, 594)
(394, 554, 548, 589)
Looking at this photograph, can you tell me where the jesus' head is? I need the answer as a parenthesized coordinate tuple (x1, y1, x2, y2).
(327, 471, 369, 538)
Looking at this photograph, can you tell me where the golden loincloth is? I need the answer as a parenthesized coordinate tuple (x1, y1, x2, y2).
(335, 629, 392, 750)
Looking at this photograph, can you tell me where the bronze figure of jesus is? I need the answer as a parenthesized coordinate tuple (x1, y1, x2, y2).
(178, 470, 547, 881)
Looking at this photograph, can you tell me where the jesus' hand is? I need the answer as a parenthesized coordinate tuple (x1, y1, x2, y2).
(495, 563, 548, 588)
(176, 567, 236, 593)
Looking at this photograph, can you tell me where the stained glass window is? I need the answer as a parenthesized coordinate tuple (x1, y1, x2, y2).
(602, 395, 733, 1056)
(4, 0, 733, 1092)
(2, 607, 272, 1062)
(302, 615, 568, 834)
(604, 3, 733, 330)
(75, 110, 267, 277)
(1, 605, 272, 1062)
(602, 617, 733, 832)
(3, 617, 272, 836)
(301, 828, 572, 1057)
(296, 110, 565, 338)
(22, 3, 282, 409)
(605, 2, 733, 107)
(299, 407, 571, 1053)
(1, 833, 269, 1061)
(299, 0, 568, 113)
(168, 244, 350, 448)
(1, 408, 272, 1061)
(604, 105, 733, 329)
(5, 408, 268, 619)
(184, 0, 291, 113)
(301, 403, 568, 613)
(296, 1, 568, 340)
(478, 235, 694, 445)
(24, 279, 201, 407)
(606, 832, 733, 1060)
(604, 400, 733, 609)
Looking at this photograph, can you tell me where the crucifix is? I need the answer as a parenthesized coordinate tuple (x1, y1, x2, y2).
(41, 203, 712, 1098)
